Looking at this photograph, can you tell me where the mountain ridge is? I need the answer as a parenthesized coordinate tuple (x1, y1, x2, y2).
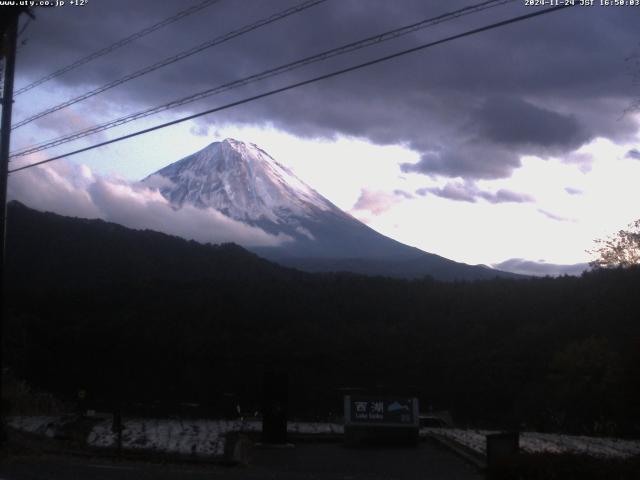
(145, 138, 522, 280)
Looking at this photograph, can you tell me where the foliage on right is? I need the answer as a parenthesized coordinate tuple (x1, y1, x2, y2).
(589, 219, 640, 268)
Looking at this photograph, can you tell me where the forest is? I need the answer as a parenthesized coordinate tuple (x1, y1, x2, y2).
(4, 201, 640, 437)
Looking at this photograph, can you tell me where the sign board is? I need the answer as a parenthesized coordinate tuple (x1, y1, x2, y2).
(344, 395, 419, 427)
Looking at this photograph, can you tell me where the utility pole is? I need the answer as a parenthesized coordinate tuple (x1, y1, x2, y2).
(0, 6, 27, 445)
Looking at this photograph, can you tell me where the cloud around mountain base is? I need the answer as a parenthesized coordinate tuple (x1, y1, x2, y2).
(8, 161, 291, 248)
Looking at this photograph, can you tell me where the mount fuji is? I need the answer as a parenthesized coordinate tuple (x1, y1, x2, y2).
(144, 138, 516, 280)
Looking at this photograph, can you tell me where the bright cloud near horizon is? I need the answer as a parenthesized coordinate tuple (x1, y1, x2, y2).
(6, 0, 640, 275)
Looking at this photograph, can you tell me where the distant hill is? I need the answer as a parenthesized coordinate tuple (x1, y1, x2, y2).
(5, 200, 297, 291)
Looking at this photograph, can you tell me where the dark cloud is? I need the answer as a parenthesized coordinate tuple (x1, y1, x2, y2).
(564, 187, 583, 195)
(493, 258, 589, 277)
(473, 96, 590, 153)
(400, 96, 596, 178)
(478, 188, 534, 204)
(401, 142, 522, 179)
(627, 148, 640, 160)
(415, 181, 533, 204)
(427, 182, 477, 203)
(538, 209, 572, 222)
(12, 0, 640, 179)
(392, 189, 413, 199)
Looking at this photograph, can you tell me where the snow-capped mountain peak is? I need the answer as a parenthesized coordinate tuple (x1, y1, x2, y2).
(144, 138, 519, 279)
(144, 137, 422, 258)
(145, 138, 338, 225)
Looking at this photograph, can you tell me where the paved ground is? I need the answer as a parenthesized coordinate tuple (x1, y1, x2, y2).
(0, 440, 482, 479)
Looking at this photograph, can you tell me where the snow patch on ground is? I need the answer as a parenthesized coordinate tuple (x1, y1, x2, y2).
(7, 416, 65, 438)
(88, 419, 255, 457)
(9, 416, 637, 460)
(87, 419, 343, 457)
(287, 422, 344, 435)
(8, 416, 344, 458)
(422, 428, 640, 459)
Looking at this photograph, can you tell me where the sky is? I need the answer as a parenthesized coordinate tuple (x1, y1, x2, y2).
(5, 0, 640, 275)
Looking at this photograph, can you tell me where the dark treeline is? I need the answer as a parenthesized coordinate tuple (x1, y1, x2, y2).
(4, 202, 640, 436)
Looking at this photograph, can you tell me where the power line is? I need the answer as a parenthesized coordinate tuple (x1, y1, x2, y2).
(11, 0, 328, 130)
(9, 4, 573, 175)
(10, 0, 515, 158)
(13, 0, 223, 96)
(16, 16, 31, 40)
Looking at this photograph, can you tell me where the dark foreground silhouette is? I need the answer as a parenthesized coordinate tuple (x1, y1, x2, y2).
(5, 202, 640, 436)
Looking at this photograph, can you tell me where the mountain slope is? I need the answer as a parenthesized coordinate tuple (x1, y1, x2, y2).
(145, 138, 519, 280)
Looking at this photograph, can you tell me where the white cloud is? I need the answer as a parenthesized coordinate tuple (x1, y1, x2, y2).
(8, 161, 290, 248)
(7, 160, 100, 219)
(141, 173, 175, 190)
(351, 189, 408, 216)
